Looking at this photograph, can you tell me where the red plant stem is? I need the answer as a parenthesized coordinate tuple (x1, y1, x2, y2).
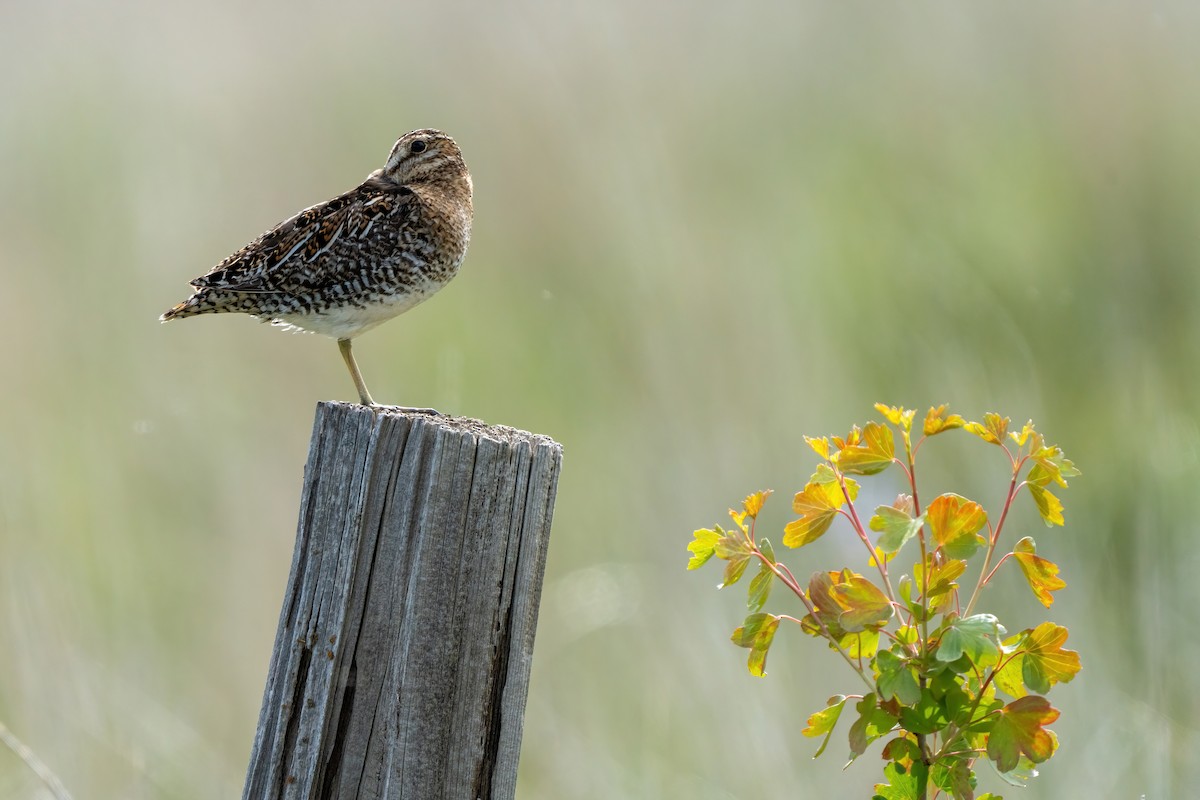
(837, 472, 896, 601)
(964, 456, 1025, 618)
(756, 550, 875, 691)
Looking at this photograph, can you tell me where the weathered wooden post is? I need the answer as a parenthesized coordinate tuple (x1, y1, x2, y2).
(242, 402, 562, 800)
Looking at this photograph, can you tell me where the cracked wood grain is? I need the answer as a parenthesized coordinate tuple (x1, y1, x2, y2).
(242, 402, 562, 800)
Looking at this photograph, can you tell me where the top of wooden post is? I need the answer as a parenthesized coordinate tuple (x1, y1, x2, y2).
(319, 401, 562, 452)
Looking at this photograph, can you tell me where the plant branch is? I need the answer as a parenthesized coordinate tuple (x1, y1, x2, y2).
(0, 719, 74, 800)
(836, 472, 896, 601)
(964, 459, 1025, 617)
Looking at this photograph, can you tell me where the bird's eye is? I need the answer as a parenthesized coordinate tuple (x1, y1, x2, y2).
(410, 140, 428, 154)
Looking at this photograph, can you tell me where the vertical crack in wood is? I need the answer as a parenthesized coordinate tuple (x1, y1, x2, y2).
(243, 403, 561, 800)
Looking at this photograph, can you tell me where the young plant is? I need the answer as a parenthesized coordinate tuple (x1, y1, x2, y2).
(687, 404, 1081, 799)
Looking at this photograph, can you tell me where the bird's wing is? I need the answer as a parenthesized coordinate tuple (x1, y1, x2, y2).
(191, 174, 414, 294)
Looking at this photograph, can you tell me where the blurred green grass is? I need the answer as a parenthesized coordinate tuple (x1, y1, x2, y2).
(2, 1, 1199, 796)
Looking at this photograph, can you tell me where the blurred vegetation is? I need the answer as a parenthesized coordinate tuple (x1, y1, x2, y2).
(1, 1, 1198, 797)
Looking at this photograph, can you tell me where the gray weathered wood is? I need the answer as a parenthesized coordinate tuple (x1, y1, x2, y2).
(242, 402, 562, 800)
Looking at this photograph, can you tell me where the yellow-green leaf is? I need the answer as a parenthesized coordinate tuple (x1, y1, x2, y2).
(1021, 622, 1080, 694)
(915, 555, 967, 614)
(1027, 484, 1064, 527)
(720, 553, 751, 588)
(731, 612, 781, 677)
(747, 562, 774, 612)
(875, 404, 915, 433)
(923, 404, 965, 436)
(686, 528, 721, 570)
(802, 695, 847, 758)
(964, 412, 1010, 445)
(784, 479, 849, 548)
(836, 421, 895, 475)
(1013, 537, 1066, 607)
(805, 436, 831, 460)
(870, 500, 924, 555)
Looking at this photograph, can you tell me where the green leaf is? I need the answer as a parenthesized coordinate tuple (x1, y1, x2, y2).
(831, 571, 894, 632)
(719, 553, 751, 588)
(730, 613, 781, 677)
(837, 421, 896, 475)
(876, 649, 921, 706)
(986, 696, 1060, 772)
(880, 735, 920, 763)
(923, 404, 965, 436)
(872, 761, 929, 800)
(927, 493, 987, 559)
(747, 562, 773, 612)
(870, 501, 924, 555)
(1021, 622, 1081, 694)
(686, 528, 721, 570)
(930, 756, 975, 799)
(899, 691, 950, 735)
(848, 694, 897, 761)
(937, 614, 1006, 664)
(759, 537, 776, 564)
(802, 695, 847, 758)
(1012, 537, 1066, 607)
(784, 479, 850, 548)
(964, 412, 1009, 445)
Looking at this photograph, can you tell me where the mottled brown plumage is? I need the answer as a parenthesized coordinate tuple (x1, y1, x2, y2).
(161, 129, 473, 405)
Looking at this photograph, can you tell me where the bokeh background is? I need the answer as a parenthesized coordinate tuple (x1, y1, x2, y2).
(2, 1, 1198, 797)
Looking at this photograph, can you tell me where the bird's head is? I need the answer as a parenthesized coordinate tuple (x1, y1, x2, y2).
(382, 129, 469, 188)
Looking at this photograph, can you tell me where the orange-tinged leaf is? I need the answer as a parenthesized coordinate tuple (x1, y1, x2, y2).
(836, 421, 895, 475)
(1013, 537, 1066, 607)
(926, 493, 987, 559)
(923, 404, 965, 436)
(1021, 622, 1081, 694)
(742, 489, 772, 519)
(986, 695, 1060, 772)
(964, 412, 1010, 445)
(830, 572, 894, 632)
(1027, 484, 1064, 527)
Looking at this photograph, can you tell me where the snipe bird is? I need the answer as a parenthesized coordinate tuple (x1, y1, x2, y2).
(161, 129, 473, 406)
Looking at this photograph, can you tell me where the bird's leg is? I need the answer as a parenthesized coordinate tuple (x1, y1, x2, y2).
(338, 338, 376, 405)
